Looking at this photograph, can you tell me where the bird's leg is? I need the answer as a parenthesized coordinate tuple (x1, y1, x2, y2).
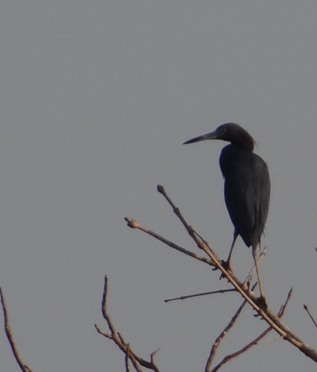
(226, 231, 238, 264)
(252, 247, 266, 301)
(219, 232, 238, 278)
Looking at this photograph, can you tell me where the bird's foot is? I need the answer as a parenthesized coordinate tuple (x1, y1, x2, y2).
(253, 295, 268, 311)
(219, 260, 232, 279)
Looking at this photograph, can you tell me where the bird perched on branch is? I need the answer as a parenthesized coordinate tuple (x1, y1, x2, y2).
(183, 123, 270, 299)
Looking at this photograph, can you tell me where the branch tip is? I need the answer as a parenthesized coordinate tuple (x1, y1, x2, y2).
(124, 217, 139, 229)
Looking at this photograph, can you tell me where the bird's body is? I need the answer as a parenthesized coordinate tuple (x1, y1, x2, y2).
(220, 143, 270, 250)
(183, 123, 270, 299)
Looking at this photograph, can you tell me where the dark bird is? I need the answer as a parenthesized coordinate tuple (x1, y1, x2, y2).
(183, 123, 270, 299)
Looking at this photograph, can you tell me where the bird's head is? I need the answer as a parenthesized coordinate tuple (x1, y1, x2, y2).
(183, 123, 255, 152)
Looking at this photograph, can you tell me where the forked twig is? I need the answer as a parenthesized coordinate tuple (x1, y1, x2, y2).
(95, 276, 160, 372)
(205, 283, 257, 372)
(208, 288, 293, 372)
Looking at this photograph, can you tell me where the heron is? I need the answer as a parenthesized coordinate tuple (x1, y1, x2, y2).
(183, 123, 270, 299)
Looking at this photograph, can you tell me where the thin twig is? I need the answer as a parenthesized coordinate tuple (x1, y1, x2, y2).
(256, 336, 283, 344)
(165, 289, 235, 303)
(303, 304, 317, 329)
(244, 247, 268, 282)
(101, 276, 116, 335)
(150, 349, 160, 366)
(124, 218, 213, 266)
(0, 288, 33, 372)
(279, 288, 293, 317)
(125, 344, 130, 372)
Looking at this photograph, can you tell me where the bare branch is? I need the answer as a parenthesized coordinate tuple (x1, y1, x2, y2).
(125, 186, 317, 363)
(0, 288, 33, 372)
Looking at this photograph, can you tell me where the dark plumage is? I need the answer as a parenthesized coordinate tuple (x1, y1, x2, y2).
(183, 123, 270, 298)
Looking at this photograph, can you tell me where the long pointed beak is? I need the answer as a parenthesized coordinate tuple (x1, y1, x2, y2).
(183, 131, 217, 145)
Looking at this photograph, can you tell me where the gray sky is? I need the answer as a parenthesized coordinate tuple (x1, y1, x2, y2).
(0, 1, 317, 371)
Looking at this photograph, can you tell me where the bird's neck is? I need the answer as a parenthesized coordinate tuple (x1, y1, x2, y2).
(231, 137, 254, 152)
